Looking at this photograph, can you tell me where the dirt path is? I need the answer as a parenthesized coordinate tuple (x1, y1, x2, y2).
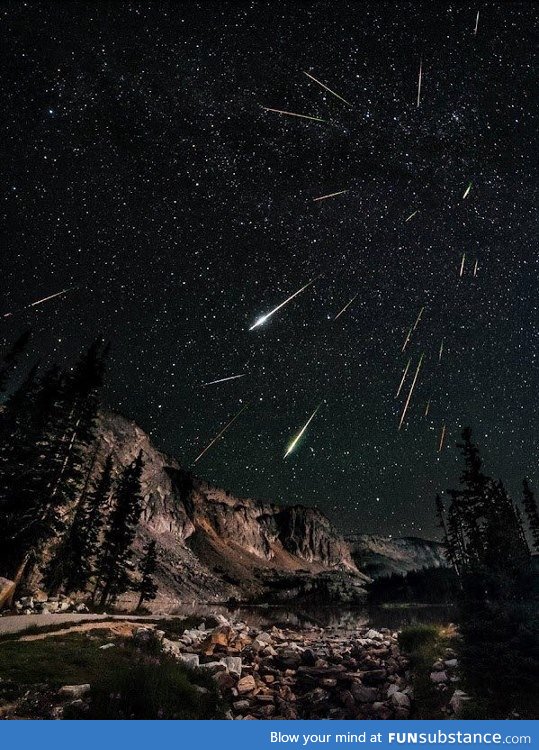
(0, 612, 160, 636)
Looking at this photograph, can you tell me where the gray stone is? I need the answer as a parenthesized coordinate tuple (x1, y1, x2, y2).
(59, 684, 91, 699)
(199, 661, 226, 674)
(178, 653, 200, 669)
(430, 671, 448, 683)
(445, 658, 458, 668)
(220, 656, 242, 676)
(390, 691, 411, 709)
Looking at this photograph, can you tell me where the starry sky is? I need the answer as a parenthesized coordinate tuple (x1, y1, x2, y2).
(2, 1, 538, 537)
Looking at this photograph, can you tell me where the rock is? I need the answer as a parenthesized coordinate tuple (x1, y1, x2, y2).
(233, 699, 251, 711)
(362, 669, 387, 686)
(450, 689, 471, 715)
(237, 675, 257, 694)
(432, 659, 445, 671)
(162, 638, 182, 657)
(178, 653, 200, 669)
(58, 684, 91, 699)
(390, 691, 411, 709)
(220, 656, 242, 676)
(430, 671, 448, 683)
(445, 658, 458, 668)
(256, 631, 272, 644)
(351, 683, 379, 703)
(365, 629, 384, 641)
(75, 603, 89, 613)
(215, 614, 230, 626)
(99, 643, 115, 650)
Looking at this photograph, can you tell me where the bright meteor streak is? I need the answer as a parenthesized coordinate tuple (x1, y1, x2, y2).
(405, 210, 418, 222)
(398, 354, 424, 430)
(193, 403, 250, 464)
(313, 189, 348, 202)
(249, 277, 320, 331)
(438, 423, 447, 452)
(416, 57, 423, 107)
(334, 293, 359, 320)
(303, 71, 352, 106)
(202, 374, 246, 387)
(459, 253, 466, 277)
(284, 404, 322, 458)
(474, 10, 480, 35)
(462, 181, 473, 199)
(261, 106, 325, 123)
(3, 287, 75, 319)
(396, 358, 411, 398)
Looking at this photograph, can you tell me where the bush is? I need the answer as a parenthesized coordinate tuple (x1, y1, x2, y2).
(398, 624, 439, 654)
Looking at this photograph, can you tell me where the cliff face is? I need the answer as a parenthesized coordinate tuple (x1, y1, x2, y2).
(93, 410, 359, 610)
(347, 534, 447, 579)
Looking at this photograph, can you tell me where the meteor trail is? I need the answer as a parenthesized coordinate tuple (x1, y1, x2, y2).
(398, 354, 424, 430)
(334, 293, 359, 320)
(313, 189, 348, 202)
(473, 259, 479, 277)
(3, 287, 75, 319)
(413, 306, 424, 331)
(474, 10, 480, 35)
(284, 404, 322, 458)
(416, 57, 423, 107)
(303, 71, 352, 106)
(405, 210, 418, 222)
(425, 399, 431, 417)
(396, 358, 411, 398)
(438, 424, 447, 452)
(249, 277, 320, 331)
(261, 106, 325, 123)
(202, 374, 246, 387)
(439, 338, 444, 363)
(459, 253, 466, 277)
(462, 181, 473, 199)
(401, 325, 413, 352)
(193, 403, 250, 464)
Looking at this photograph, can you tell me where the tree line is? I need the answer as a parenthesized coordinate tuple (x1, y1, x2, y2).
(0, 332, 158, 610)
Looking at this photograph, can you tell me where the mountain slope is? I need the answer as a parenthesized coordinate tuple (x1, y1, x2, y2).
(91, 410, 362, 610)
(347, 534, 448, 579)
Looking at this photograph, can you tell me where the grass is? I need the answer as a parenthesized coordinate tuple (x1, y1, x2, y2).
(398, 624, 455, 719)
(0, 631, 225, 719)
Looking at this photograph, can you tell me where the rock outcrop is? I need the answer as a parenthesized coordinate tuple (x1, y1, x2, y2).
(86, 410, 361, 610)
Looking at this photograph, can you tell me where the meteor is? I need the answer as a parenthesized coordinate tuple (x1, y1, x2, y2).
(424, 399, 431, 417)
(439, 338, 444, 363)
(474, 10, 480, 35)
(413, 306, 424, 331)
(398, 354, 424, 430)
(313, 189, 348, 202)
(202, 374, 246, 387)
(396, 358, 411, 398)
(261, 106, 325, 123)
(459, 253, 466, 277)
(401, 325, 413, 352)
(284, 404, 322, 458)
(462, 181, 473, 199)
(3, 287, 75, 319)
(193, 403, 250, 464)
(303, 71, 352, 106)
(416, 57, 423, 107)
(249, 277, 320, 331)
(473, 259, 479, 277)
(438, 424, 447, 452)
(405, 210, 418, 222)
(334, 292, 359, 320)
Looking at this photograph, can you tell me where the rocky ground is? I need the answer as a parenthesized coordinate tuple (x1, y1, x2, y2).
(144, 616, 415, 720)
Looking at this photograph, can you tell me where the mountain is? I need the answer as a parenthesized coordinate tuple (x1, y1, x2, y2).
(347, 534, 448, 579)
(90, 410, 364, 610)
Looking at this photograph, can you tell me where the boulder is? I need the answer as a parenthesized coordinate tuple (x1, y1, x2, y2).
(58, 684, 91, 699)
(178, 653, 200, 669)
(390, 691, 411, 709)
(237, 675, 257, 694)
(220, 656, 242, 677)
(430, 671, 448, 683)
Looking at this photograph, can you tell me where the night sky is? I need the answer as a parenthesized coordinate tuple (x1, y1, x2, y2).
(2, 2, 538, 537)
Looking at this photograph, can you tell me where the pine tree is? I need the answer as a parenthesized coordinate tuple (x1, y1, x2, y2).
(94, 451, 145, 607)
(48, 454, 114, 594)
(136, 540, 158, 610)
(522, 479, 539, 552)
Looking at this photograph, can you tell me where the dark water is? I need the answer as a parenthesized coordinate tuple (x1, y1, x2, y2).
(176, 602, 456, 631)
